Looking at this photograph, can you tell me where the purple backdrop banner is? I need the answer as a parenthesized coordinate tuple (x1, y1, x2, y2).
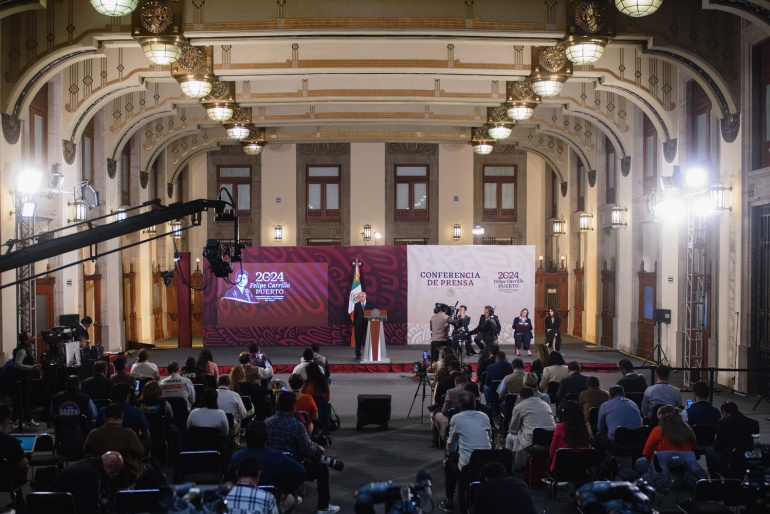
(203, 246, 407, 347)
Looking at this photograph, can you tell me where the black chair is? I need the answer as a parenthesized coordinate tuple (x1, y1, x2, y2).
(137, 377, 154, 393)
(724, 446, 752, 479)
(544, 448, 596, 512)
(28, 433, 64, 479)
(546, 381, 560, 404)
(27, 491, 76, 514)
(468, 481, 481, 514)
(588, 407, 600, 436)
(92, 398, 111, 412)
(692, 424, 717, 458)
(53, 415, 91, 461)
(564, 392, 580, 404)
(460, 449, 513, 514)
(115, 488, 173, 514)
(488, 380, 502, 413)
(0, 457, 28, 510)
(690, 478, 741, 514)
(526, 426, 556, 485)
(204, 375, 217, 389)
(177, 451, 222, 484)
(193, 384, 204, 407)
(164, 396, 189, 431)
(606, 425, 651, 474)
(501, 393, 518, 433)
(144, 412, 170, 466)
(626, 392, 644, 409)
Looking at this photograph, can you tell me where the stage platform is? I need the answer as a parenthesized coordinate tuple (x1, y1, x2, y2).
(133, 334, 625, 375)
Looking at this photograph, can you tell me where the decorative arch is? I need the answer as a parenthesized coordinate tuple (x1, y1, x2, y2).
(702, 0, 770, 35)
(522, 123, 595, 178)
(168, 138, 227, 183)
(66, 82, 151, 145)
(142, 126, 202, 172)
(509, 140, 568, 183)
(106, 108, 178, 163)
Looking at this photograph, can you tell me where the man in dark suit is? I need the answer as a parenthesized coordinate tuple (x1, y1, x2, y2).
(81, 360, 112, 400)
(556, 361, 589, 404)
(74, 316, 92, 345)
(706, 401, 760, 478)
(353, 291, 374, 360)
(682, 381, 721, 426)
(452, 305, 473, 356)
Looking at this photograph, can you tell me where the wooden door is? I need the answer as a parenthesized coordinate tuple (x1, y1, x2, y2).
(165, 271, 178, 337)
(83, 264, 102, 344)
(192, 264, 203, 337)
(123, 263, 137, 343)
(535, 269, 569, 341)
(573, 263, 584, 338)
(35, 274, 55, 361)
(600, 261, 615, 348)
(637, 261, 657, 358)
(152, 266, 164, 341)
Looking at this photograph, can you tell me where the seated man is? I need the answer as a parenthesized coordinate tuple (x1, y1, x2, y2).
(0, 405, 29, 488)
(706, 401, 760, 478)
(483, 351, 512, 404)
(216, 375, 248, 436)
(292, 348, 316, 380)
(617, 359, 648, 393)
(160, 361, 196, 410)
(45, 451, 124, 514)
(265, 392, 340, 514)
(82, 361, 112, 401)
(555, 361, 588, 404)
(83, 403, 149, 485)
(595, 386, 642, 450)
(96, 383, 151, 446)
(497, 358, 526, 397)
(434, 373, 470, 438)
(109, 357, 137, 390)
(578, 376, 610, 422)
(51, 375, 98, 420)
(441, 391, 492, 513)
(228, 420, 306, 509)
(225, 456, 279, 514)
(641, 365, 683, 421)
(506, 387, 556, 470)
(682, 381, 721, 426)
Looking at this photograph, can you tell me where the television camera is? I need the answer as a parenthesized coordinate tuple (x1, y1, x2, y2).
(354, 470, 432, 514)
(433, 302, 457, 317)
(41, 326, 76, 346)
(203, 239, 243, 279)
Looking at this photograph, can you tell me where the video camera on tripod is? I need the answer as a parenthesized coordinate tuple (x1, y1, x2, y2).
(433, 302, 457, 317)
(41, 325, 76, 346)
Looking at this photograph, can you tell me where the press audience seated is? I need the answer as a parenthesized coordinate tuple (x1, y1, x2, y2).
(225, 456, 279, 514)
(472, 462, 536, 514)
(706, 401, 760, 478)
(188, 388, 228, 436)
(160, 361, 196, 410)
(556, 361, 589, 406)
(265, 392, 340, 514)
(579, 376, 610, 422)
(682, 381, 721, 426)
(434, 373, 470, 437)
(227, 420, 306, 507)
(197, 349, 219, 379)
(549, 400, 592, 471)
(475, 345, 499, 384)
(293, 348, 316, 380)
(515, 372, 550, 406)
(130, 348, 159, 380)
(465, 381, 494, 425)
(289, 373, 318, 433)
(180, 356, 205, 385)
(216, 375, 248, 435)
(44, 451, 124, 514)
(96, 383, 151, 444)
(110, 357, 137, 390)
(539, 351, 568, 392)
(483, 351, 512, 403)
(432, 360, 461, 410)
(595, 386, 642, 448)
(302, 363, 332, 402)
(506, 387, 556, 469)
(497, 358, 526, 396)
(641, 365, 683, 420)
(51, 375, 98, 420)
(635, 404, 695, 474)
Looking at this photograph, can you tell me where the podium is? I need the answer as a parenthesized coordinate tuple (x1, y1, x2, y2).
(362, 309, 390, 364)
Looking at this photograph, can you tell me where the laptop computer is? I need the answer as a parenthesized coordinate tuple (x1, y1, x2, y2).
(11, 434, 37, 453)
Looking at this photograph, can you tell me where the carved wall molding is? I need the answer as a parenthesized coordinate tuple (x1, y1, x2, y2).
(561, 181, 568, 197)
(721, 112, 740, 143)
(587, 169, 596, 188)
(140, 171, 148, 189)
(167, 182, 174, 198)
(297, 142, 349, 155)
(620, 156, 631, 177)
(107, 158, 117, 179)
(62, 140, 77, 165)
(491, 144, 522, 154)
(385, 143, 438, 155)
(2, 114, 20, 144)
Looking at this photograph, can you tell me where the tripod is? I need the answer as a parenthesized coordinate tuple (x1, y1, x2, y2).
(641, 320, 670, 367)
(407, 360, 432, 424)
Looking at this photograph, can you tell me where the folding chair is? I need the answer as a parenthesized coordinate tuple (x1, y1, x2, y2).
(546, 382, 560, 404)
(0, 457, 28, 510)
(501, 393, 518, 433)
(526, 426, 555, 485)
(27, 491, 76, 514)
(461, 449, 513, 514)
(164, 396, 189, 432)
(601, 425, 650, 478)
(543, 448, 596, 512)
(115, 488, 174, 514)
(690, 478, 741, 514)
(692, 424, 717, 459)
(625, 392, 644, 410)
(144, 412, 170, 466)
(28, 433, 64, 480)
(177, 450, 222, 484)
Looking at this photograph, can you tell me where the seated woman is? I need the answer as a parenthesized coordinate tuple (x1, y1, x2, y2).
(515, 372, 551, 406)
(187, 389, 228, 437)
(229, 366, 256, 418)
(529, 344, 549, 379)
(427, 346, 456, 377)
(539, 351, 568, 392)
(635, 404, 695, 474)
(549, 400, 592, 471)
(137, 380, 173, 419)
(301, 363, 331, 402)
(130, 348, 160, 380)
(196, 349, 219, 380)
(289, 373, 318, 435)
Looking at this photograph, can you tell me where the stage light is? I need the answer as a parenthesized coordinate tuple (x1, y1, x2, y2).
(20, 200, 36, 218)
(685, 166, 708, 190)
(16, 170, 43, 195)
(472, 223, 485, 235)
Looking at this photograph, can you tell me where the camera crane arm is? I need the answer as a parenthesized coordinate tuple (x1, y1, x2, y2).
(0, 197, 237, 282)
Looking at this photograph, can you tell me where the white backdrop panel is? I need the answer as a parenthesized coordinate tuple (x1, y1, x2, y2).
(407, 245, 536, 344)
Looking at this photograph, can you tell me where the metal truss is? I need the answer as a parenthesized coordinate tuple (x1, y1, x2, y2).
(684, 209, 706, 385)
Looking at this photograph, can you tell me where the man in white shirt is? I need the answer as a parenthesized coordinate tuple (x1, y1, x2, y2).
(292, 348, 315, 380)
(441, 391, 491, 513)
(159, 361, 196, 410)
(217, 375, 248, 435)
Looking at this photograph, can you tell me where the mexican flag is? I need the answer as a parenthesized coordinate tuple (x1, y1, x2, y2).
(348, 261, 362, 346)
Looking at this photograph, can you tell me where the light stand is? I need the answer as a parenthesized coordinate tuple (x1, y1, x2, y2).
(407, 358, 432, 423)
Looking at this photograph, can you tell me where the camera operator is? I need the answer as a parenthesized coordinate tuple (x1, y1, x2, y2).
(430, 304, 454, 362)
(265, 391, 340, 514)
(452, 305, 474, 357)
(13, 331, 40, 428)
(468, 306, 501, 349)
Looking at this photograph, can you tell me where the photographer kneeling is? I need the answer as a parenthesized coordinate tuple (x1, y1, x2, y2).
(265, 391, 341, 514)
(430, 304, 454, 362)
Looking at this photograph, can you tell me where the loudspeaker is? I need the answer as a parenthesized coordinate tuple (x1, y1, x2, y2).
(356, 394, 391, 430)
(652, 309, 671, 324)
(59, 314, 80, 326)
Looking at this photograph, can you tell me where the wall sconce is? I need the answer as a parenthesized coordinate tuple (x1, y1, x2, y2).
(560, 255, 566, 270)
(709, 183, 733, 213)
(144, 225, 157, 235)
(578, 212, 593, 232)
(170, 219, 182, 239)
(363, 224, 372, 241)
(171, 45, 216, 99)
(68, 199, 87, 223)
(453, 224, 462, 241)
(224, 107, 253, 140)
(552, 217, 566, 236)
(113, 207, 127, 222)
(472, 223, 485, 235)
(201, 81, 237, 123)
(274, 225, 283, 241)
(610, 205, 627, 229)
